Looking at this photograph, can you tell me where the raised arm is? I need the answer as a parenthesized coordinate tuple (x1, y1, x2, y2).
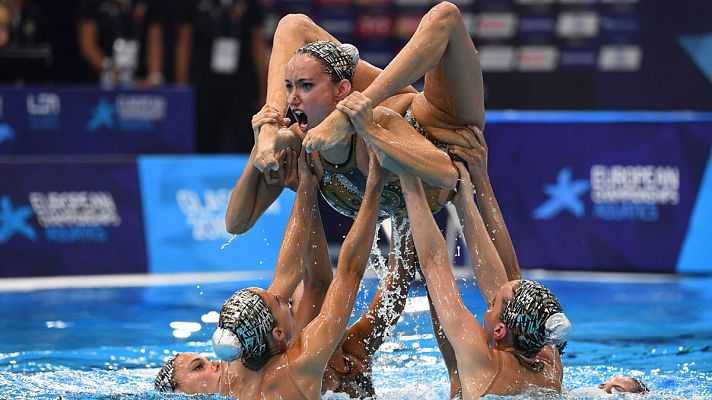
(293, 152, 334, 331)
(295, 152, 387, 379)
(266, 150, 318, 300)
(343, 216, 417, 358)
(448, 128, 520, 280)
(451, 162, 508, 303)
(399, 172, 481, 334)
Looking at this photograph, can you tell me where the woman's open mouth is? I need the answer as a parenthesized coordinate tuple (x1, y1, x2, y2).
(292, 109, 308, 132)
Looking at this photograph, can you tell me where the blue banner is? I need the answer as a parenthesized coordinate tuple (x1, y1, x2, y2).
(484, 113, 712, 273)
(0, 86, 194, 155)
(0, 158, 147, 277)
(138, 155, 295, 274)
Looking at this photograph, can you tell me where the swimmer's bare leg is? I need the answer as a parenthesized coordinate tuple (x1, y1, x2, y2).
(309, 1, 483, 154)
(362, 1, 484, 129)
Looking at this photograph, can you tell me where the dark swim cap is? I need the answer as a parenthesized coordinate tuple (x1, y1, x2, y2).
(500, 280, 571, 358)
(154, 354, 178, 392)
(212, 288, 275, 370)
(296, 40, 359, 83)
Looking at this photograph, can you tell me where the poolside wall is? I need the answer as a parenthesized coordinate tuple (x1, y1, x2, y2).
(1, 87, 711, 276)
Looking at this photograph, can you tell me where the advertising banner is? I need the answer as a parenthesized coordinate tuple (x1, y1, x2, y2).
(138, 155, 295, 274)
(0, 158, 147, 277)
(0, 86, 194, 155)
(484, 111, 712, 273)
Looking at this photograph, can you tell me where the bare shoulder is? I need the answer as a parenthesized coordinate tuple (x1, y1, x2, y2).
(488, 348, 563, 395)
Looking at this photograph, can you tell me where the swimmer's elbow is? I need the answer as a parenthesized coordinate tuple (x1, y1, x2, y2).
(225, 215, 251, 235)
(426, 160, 459, 189)
(442, 165, 459, 190)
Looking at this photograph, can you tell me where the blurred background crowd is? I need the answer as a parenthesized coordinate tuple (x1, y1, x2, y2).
(1, 0, 711, 155)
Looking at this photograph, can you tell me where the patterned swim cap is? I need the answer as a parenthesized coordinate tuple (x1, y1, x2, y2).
(295, 40, 359, 83)
(213, 288, 275, 371)
(500, 280, 571, 358)
(154, 354, 178, 392)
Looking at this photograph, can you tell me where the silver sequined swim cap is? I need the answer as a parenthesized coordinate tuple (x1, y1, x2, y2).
(213, 288, 275, 370)
(296, 40, 359, 83)
(154, 354, 178, 392)
(500, 280, 570, 357)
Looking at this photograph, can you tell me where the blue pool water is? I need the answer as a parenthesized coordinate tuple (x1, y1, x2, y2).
(1, 273, 711, 399)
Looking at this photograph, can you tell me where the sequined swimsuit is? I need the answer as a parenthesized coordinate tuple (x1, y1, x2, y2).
(319, 108, 451, 220)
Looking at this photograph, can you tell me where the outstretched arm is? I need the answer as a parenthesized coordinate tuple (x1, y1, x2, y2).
(293, 152, 334, 331)
(296, 152, 388, 379)
(266, 150, 317, 300)
(400, 170, 498, 396)
(399, 173, 483, 343)
(448, 128, 520, 280)
(343, 216, 417, 358)
(451, 162, 507, 303)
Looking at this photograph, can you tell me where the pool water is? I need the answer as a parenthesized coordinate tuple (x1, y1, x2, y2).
(1, 273, 711, 399)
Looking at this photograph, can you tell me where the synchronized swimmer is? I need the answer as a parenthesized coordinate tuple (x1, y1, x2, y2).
(152, 3, 586, 399)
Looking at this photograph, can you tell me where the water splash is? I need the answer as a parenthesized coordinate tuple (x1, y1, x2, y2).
(220, 234, 237, 250)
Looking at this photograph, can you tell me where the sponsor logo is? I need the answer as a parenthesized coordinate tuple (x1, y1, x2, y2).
(557, 11, 599, 39)
(533, 165, 679, 222)
(176, 188, 232, 241)
(176, 188, 281, 241)
(600, 15, 639, 34)
(0, 195, 37, 243)
(357, 15, 393, 38)
(475, 12, 517, 39)
(517, 46, 558, 71)
(479, 45, 516, 71)
(394, 15, 422, 38)
(87, 97, 115, 130)
(559, 48, 598, 68)
(590, 165, 678, 222)
(28, 191, 122, 243)
(518, 15, 555, 35)
(533, 168, 590, 219)
(87, 95, 166, 132)
(26, 92, 61, 130)
(598, 45, 642, 71)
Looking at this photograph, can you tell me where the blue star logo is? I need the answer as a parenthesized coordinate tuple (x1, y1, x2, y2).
(532, 168, 590, 220)
(0, 195, 37, 243)
(86, 97, 115, 131)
